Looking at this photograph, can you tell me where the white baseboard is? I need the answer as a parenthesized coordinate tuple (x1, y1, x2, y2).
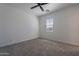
(0, 37, 39, 48)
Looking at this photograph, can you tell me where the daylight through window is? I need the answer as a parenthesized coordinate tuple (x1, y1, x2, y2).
(46, 17, 54, 32)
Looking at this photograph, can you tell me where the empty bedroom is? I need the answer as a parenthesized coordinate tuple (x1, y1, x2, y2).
(0, 3, 79, 56)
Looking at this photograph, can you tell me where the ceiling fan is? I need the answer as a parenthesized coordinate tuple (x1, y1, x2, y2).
(31, 3, 48, 11)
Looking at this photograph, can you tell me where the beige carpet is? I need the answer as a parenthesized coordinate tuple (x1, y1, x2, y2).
(0, 38, 79, 56)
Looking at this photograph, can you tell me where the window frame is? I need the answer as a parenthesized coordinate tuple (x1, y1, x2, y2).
(46, 17, 54, 32)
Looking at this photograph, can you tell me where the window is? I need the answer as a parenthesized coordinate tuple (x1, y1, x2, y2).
(46, 17, 54, 32)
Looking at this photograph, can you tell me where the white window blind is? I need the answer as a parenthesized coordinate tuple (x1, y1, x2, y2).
(46, 17, 54, 32)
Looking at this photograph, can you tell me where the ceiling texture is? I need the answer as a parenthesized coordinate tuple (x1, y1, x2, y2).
(2, 3, 75, 16)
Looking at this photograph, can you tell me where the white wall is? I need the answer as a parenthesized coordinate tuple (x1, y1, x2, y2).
(39, 4, 79, 46)
(0, 5, 39, 47)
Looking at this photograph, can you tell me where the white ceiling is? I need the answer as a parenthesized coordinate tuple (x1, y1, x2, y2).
(2, 3, 74, 16)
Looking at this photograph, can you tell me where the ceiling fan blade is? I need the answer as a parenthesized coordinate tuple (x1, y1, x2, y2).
(31, 5, 39, 9)
(40, 3, 48, 5)
(37, 3, 40, 5)
(39, 6, 44, 11)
